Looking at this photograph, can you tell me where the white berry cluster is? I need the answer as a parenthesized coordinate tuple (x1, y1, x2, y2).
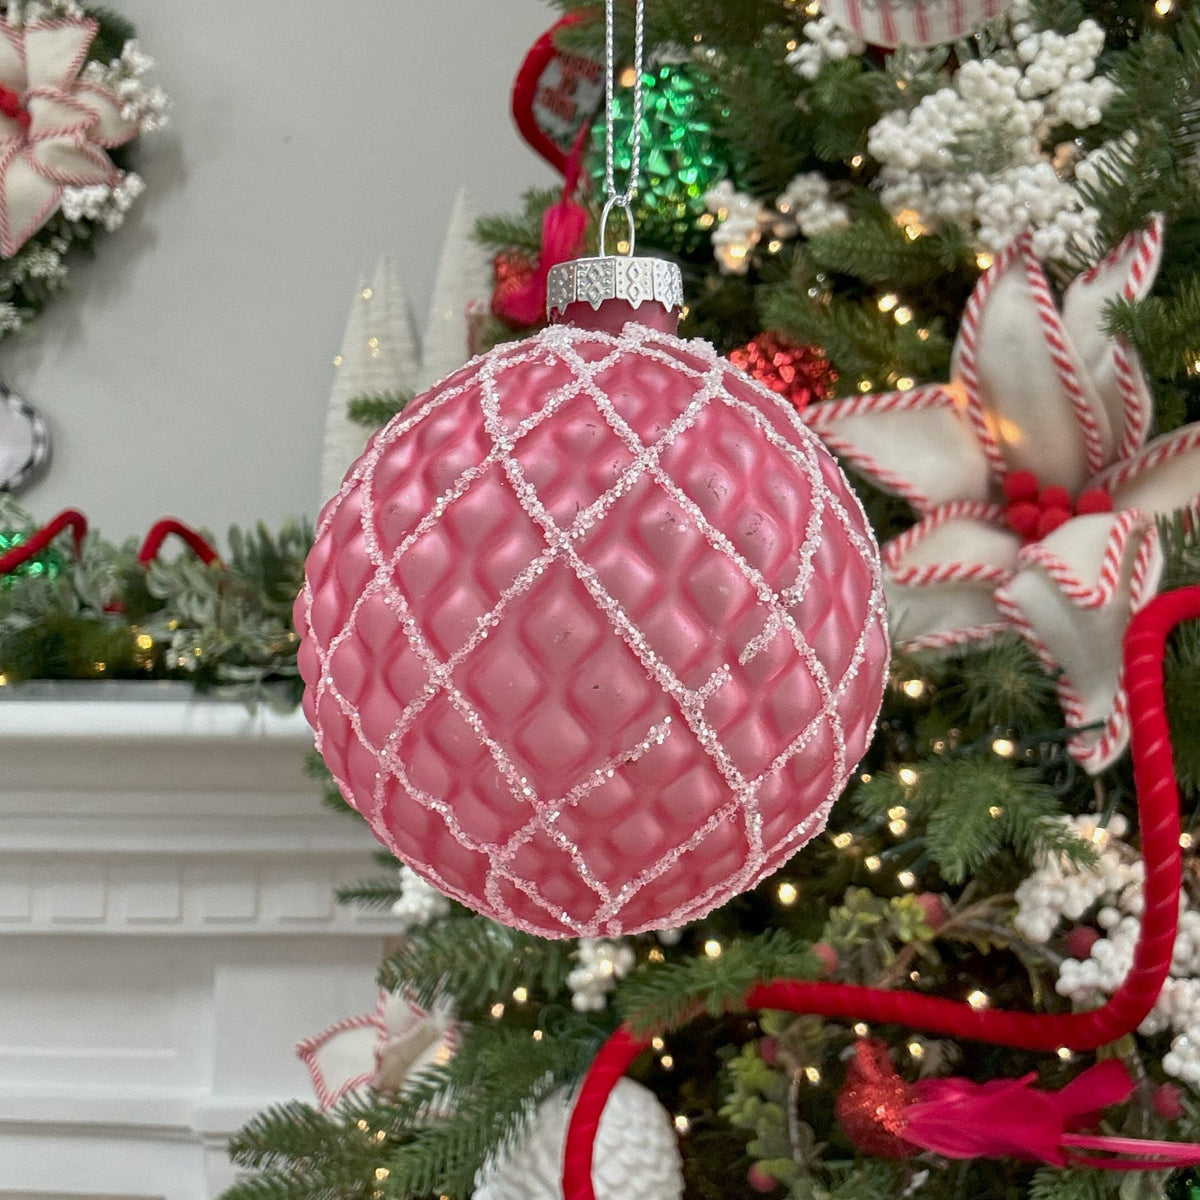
(80, 40, 171, 133)
(1015, 815, 1200, 1087)
(704, 180, 767, 275)
(61, 173, 145, 232)
(866, 15, 1114, 261)
(776, 172, 851, 239)
(568, 938, 635, 1012)
(391, 864, 452, 932)
(11, 0, 86, 21)
(704, 171, 850, 274)
(786, 15, 866, 82)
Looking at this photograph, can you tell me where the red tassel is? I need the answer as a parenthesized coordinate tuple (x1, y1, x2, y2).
(493, 125, 590, 328)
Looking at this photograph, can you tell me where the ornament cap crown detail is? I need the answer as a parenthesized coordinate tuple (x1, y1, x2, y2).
(546, 255, 683, 320)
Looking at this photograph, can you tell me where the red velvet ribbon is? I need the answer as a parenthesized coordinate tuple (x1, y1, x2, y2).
(562, 583, 1200, 1197)
(137, 518, 222, 568)
(0, 507, 87, 576)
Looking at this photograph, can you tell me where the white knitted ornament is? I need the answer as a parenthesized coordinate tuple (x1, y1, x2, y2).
(473, 1078, 684, 1200)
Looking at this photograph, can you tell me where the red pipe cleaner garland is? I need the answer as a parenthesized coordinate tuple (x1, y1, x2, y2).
(137, 518, 222, 568)
(0, 507, 87, 576)
(561, 583, 1200, 1198)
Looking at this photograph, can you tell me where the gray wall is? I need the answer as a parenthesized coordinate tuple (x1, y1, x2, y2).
(9, 1, 556, 538)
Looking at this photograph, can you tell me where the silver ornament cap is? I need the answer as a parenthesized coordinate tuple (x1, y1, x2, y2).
(546, 256, 684, 321)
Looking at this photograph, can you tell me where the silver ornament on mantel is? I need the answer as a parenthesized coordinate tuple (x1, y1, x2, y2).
(472, 1078, 684, 1200)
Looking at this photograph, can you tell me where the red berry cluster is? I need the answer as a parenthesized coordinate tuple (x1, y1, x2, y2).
(729, 331, 837, 413)
(1002, 468, 1112, 542)
(0, 85, 30, 130)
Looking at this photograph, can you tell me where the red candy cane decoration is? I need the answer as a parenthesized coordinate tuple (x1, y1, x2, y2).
(563, 583, 1200, 1198)
(0, 507, 87, 575)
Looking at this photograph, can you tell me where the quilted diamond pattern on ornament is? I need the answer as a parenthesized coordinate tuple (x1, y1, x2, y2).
(297, 320, 889, 937)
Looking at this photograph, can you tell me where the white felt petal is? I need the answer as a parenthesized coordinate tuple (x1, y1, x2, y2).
(804, 385, 993, 513)
(0, 25, 26, 92)
(997, 512, 1163, 773)
(882, 507, 1020, 649)
(0, 149, 59, 257)
(29, 134, 114, 184)
(295, 1016, 380, 1109)
(22, 20, 94, 92)
(885, 576, 1009, 650)
(1061, 220, 1163, 462)
(1100, 424, 1200, 520)
(952, 242, 1106, 490)
(70, 80, 138, 145)
(26, 91, 93, 136)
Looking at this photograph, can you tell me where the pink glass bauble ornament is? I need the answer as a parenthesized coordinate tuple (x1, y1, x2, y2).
(296, 256, 888, 938)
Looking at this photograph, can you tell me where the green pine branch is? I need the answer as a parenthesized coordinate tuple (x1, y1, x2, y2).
(1028, 1165, 1117, 1200)
(336, 876, 405, 910)
(227, 1099, 383, 1182)
(379, 1023, 604, 1200)
(474, 188, 560, 256)
(379, 915, 576, 1015)
(615, 930, 818, 1036)
(347, 393, 410, 429)
(854, 757, 1091, 886)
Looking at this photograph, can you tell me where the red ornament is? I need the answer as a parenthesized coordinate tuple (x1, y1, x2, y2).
(511, 12, 602, 177)
(728, 333, 836, 414)
(915, 891, 948, 931)
(297, 257, 889, 939)
(491, 250, 537, 325)
(835, 1040, 920, 1159)
(747, 1164, 779, 1193)
(1065, 924, 1101, 961)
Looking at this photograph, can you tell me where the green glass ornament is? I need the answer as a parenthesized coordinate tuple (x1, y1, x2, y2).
(1168, 1168, 1200, 1200)
(0, 528, 64, 587)
(587, 63, 734, 256)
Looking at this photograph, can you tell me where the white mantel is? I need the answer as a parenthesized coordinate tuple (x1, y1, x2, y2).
(0, 684, 394, 1199)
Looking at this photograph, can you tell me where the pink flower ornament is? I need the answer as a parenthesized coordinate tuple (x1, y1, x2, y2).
(0, 16, 139, 258)
(806, 218, 1200, 771)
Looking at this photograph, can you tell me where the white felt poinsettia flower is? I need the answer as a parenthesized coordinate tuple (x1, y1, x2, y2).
(296, 989, 457, 1108)
(806, 216, 1200, 772)
(0, 16, 139, 257)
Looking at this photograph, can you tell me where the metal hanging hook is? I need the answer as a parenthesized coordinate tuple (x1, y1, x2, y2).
(600, 0, 645, 258)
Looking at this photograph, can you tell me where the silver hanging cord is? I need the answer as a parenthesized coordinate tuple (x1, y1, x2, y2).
(599, 0, 645, 257)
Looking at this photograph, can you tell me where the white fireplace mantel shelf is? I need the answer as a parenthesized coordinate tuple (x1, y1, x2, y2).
(0, 683, 394, 1200)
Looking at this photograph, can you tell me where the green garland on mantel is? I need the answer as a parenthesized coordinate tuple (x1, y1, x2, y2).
(0, 496, 308, 704)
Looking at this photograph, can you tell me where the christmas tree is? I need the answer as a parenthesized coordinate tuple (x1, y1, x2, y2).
(224, 2, 1200, 1198)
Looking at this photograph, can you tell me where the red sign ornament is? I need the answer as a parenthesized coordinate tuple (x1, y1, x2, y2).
(511, 13, 604, 175)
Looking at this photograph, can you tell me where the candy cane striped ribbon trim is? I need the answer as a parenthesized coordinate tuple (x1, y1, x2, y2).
(1096, 420, 1200, 500)
(1020, 249, 1108, 478)
(955, 238, 1020, 480)
(1013, 509, 1145, 609)
(883, 500, 1013, 588)
(805, 384, 962, 513)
